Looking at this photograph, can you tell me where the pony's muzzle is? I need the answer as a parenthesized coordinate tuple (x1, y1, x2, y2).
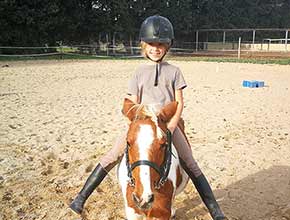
(132, 193, 155, 210)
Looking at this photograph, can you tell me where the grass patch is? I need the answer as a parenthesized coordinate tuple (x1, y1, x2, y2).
(0, 53, 143, 61)
(167, 56, 290, 65)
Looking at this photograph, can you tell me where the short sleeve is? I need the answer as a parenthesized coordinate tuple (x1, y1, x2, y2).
(174, 68, 187, 90)
(127, 72, 139, 96)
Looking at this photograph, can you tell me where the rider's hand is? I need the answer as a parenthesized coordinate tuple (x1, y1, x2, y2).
(167, 122, 177, 134)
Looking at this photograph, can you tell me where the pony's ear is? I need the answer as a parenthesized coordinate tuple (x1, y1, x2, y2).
(122, 98, 137, 121)
(158, 101, 178, 122)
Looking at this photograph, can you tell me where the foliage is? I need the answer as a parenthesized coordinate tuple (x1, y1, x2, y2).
(0, 0, 290, 46)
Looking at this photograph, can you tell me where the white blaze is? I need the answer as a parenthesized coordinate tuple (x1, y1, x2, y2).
(137, 124, 154, 202)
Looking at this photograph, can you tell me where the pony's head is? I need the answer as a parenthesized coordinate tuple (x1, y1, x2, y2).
(122, 98, 177, 210)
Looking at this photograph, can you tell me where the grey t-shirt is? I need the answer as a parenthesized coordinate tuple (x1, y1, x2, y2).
(128, 61, 187, 108)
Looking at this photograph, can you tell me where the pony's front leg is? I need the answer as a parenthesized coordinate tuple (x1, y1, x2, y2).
(125, 206, 144, 220)
(171, 207, 176, 219)
(146, 211, 172, 220)
(148, 217, 171, 220)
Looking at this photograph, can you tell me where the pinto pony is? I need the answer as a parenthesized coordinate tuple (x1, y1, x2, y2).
(118, 99, 189, 220)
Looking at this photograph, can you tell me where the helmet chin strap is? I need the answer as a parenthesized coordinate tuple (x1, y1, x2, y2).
(145, 51, 168, 87)
(154, 63, 159, 86)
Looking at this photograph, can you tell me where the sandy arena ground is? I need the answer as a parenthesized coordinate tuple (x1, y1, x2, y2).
(0, 59, 289, 220)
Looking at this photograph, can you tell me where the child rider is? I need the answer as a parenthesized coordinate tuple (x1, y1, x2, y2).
(70, 15, 227, 220)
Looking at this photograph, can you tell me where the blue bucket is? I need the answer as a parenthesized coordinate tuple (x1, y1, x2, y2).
(243, 80, 265, 88)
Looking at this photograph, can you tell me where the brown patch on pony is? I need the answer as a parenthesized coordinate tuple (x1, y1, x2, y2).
(123, 99, 178, 219)
(147, 120, 166, 167)
(122, 98, 138, 121)
(147, 180, 174, 219)
(126, 121, 145, 208)
(125, 119, 171, 218)
(158, 101, 178, 123)
(127, 180, 174, 219)
(126, 181, 143, 216)
(126, 167, 145, 216)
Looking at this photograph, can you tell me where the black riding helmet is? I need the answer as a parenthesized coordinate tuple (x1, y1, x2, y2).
(139, 15, 174, 46)
(140, 15, 174, 86)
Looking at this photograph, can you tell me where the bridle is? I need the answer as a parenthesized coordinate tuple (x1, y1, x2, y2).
(125, 128, 173, 189)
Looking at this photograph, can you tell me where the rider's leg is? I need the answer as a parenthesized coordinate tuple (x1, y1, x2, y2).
(172, 126, 227, 220)
(70, 130, 127, 214)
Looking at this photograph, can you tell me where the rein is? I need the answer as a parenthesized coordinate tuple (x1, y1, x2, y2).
(126, 129, 172, 189)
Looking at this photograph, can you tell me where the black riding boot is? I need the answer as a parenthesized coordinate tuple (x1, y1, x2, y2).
(192, 174, 227, 220)
(180, 159, 226, 220)
(70, 163, 107, 214)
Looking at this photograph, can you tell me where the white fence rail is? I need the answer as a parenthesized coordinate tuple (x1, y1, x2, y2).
(0, 40, 289, 59)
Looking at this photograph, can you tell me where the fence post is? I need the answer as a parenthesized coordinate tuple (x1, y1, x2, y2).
(61, 45, 63, 59)
(106, 33, 109, 56)
(285, 30, 288, 52)
(113, 32, 116, 55)
(195, 30, 199, 52)
(252, 30, 256, 50)
(57, 41, 63, 59)
(238, 37, 241, 59)
(130, 35, 134, 55)
(223, 31, 226, 51)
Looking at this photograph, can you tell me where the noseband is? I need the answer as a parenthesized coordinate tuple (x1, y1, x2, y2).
(125, 129, 173, 189)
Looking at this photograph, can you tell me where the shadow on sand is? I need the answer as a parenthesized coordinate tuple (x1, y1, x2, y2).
(175, 165, 290, 220)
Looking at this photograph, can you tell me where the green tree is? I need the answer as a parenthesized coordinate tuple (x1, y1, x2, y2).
(0, 0, 289, 46)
